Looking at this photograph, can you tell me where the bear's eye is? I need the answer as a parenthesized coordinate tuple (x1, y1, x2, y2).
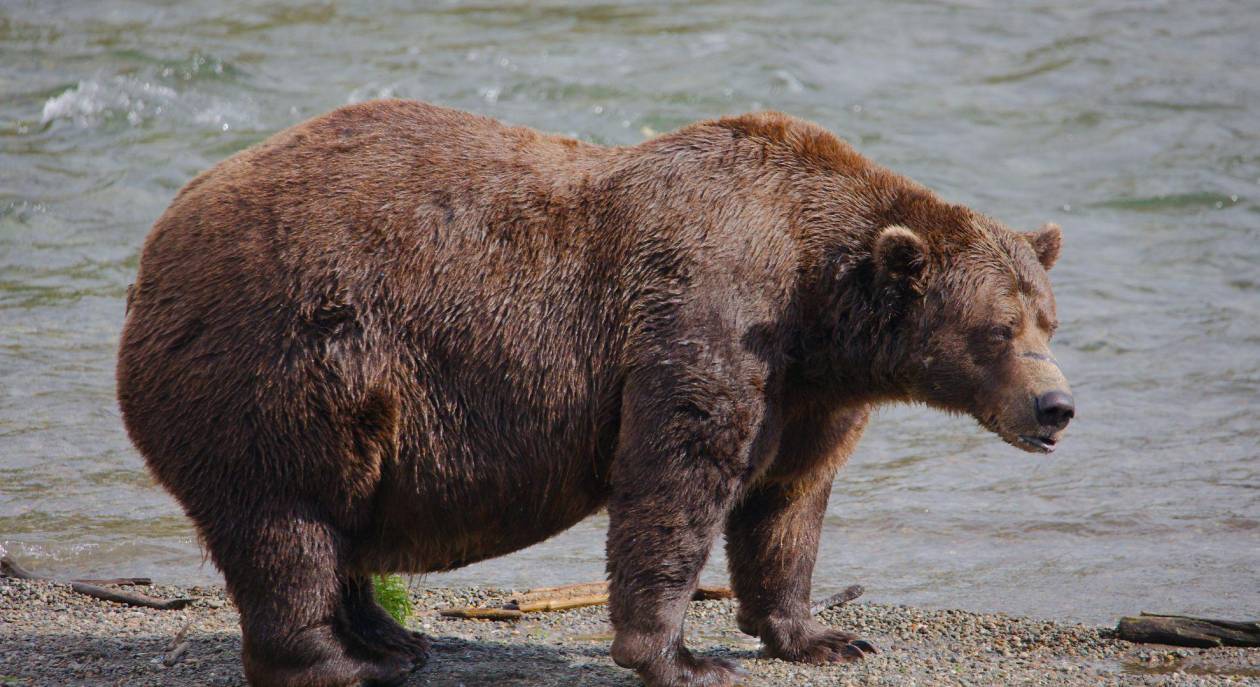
(990, 325, 1014, 342)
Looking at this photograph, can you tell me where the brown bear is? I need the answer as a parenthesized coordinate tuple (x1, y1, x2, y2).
(116, 99, 1073, 687)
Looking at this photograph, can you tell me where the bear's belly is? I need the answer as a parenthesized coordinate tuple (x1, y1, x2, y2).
(350, 429, 614, 574)
(356, 478, 609, 574)
(423, 489, 607, 573)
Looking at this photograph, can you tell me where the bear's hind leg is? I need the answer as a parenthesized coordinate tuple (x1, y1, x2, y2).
(338, 575, 431, 666)
(215, 505, 412, 687)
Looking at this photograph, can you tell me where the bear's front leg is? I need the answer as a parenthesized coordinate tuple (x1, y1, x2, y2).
(725, 407, 876, 664)
(605, 364, 766, 687)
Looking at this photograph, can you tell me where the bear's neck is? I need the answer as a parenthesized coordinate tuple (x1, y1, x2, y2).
(789, 263, 912, 407)
(786, 181, 930, 406)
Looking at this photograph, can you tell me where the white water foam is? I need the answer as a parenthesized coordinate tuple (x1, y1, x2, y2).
(41, 76, 258, 131)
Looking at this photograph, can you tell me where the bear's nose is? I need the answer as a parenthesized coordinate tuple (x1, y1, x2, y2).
(1035, 391, 1075, 429)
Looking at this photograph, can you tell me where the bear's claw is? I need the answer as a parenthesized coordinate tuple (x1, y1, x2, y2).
(762, 625, 877, 664)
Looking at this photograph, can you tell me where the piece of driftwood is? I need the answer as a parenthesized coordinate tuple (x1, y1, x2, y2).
(1117, 613, 1260, 648)
(507, 581, 732, 610)
(164, 641, 191, 667)
(442, 581, 736, 621)
(439, 607, 525, 621)
(692, 585, 735, 601)
(75, 577, 153, 587)
(810, 584, 865, 615)
(513, 581, 608, 605)
(1, 555, 43, 581)
(508, 585, 733, 612)
(164, 620, 194, 667)
(70, 582, 194, 610)
(1, 554, 192, 610)
(509, 593, 610, 613)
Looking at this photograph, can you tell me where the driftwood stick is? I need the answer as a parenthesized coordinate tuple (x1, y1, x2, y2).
(169, 619, 194, 648)
(439, 607, 524, 621)
(70, 582, 194, 610)
(514, 581, 608, 604)
(74, 577, 152, 587)
(693, 585, 735, 601)
(509, 593, 610, 613)
(444, 581, 737, 621)
(1138, 612, 1260, 632)
(2, 554, 191, 610)
(0, 555, 39, 580)
(810, 585, 865, 615)
(507, 586, 734, 611)
(509, 581, 732, 609)
(1117, 613, 1260, 648)
(163, 641, 191, 667)
(164, 620, 194, 667)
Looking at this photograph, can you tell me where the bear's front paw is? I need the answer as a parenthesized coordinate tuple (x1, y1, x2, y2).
(763, 623, 877, 664)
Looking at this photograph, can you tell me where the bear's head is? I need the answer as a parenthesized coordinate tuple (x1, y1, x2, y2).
(870, 218, 1073, 453)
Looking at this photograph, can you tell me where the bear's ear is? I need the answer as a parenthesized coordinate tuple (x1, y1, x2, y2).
(874, 225, 928, 288)
(1023, 222, 1062, 271)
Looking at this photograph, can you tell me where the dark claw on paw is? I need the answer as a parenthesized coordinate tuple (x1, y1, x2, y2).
(850, 639, 878, 654)
(839, 643, 865, 660)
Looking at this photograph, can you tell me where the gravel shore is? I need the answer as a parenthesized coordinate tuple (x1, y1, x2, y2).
(1, 578, 1256, 686)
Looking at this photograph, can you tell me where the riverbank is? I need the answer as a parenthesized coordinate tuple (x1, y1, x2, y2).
(1, 578, 1256, 686)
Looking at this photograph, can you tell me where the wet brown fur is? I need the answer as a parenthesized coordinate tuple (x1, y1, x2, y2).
(117, 100, 1069, 687)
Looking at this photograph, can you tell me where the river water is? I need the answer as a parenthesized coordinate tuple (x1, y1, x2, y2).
(2, 1, 1257, 625)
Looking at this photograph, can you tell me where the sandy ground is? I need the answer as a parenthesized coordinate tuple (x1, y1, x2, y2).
(1, 578, 1257, 686)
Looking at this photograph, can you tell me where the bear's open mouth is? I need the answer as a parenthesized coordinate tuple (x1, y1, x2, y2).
(1017, 434, 1057, 453)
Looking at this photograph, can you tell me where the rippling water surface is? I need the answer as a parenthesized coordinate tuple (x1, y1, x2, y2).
(2, 1, 1257, 625)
